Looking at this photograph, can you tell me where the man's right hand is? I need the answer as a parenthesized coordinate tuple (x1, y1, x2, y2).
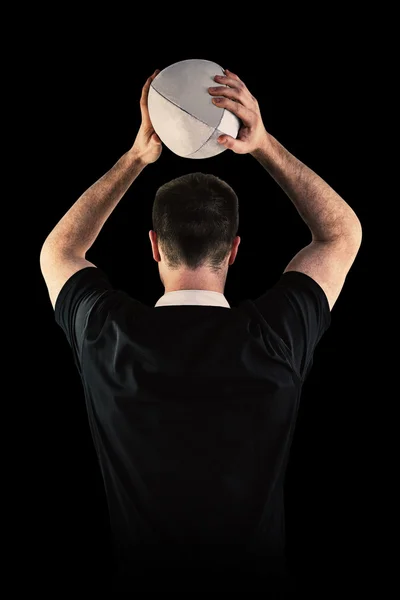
(208, 69, 269, 155)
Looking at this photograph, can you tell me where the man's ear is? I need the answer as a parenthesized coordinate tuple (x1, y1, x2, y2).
(149, 230, 161, 262)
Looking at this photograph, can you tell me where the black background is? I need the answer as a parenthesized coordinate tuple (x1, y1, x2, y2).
(33, 25, 377, 594)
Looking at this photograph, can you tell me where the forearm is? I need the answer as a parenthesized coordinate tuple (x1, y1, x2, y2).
(41, 149, 146, 257)
(251, 134, 362, 242)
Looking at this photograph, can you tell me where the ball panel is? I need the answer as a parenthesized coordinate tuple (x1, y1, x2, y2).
(186, 129, 227, 159)
(148, 85, 214, 157)
(151, 59, 226, 129)
(218, 107, 241, 138)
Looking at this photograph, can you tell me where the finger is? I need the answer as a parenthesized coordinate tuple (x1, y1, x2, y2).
(208, 85, 242, 102)
(212, 96, 252, 126)
(214, 74, 242, 90)
(224, 68, 240, 80)
(141, 70, 159, 103)
(214, 73, 254, 106)
(140, 70, 160, 122)
(140, 78, 151, 109)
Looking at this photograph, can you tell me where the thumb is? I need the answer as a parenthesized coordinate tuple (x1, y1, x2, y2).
(217, 134, 241, 152)
(152, 132, 161, 144)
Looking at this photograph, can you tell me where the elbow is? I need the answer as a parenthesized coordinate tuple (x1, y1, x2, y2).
(342, 215, 363, 247)
(39, 239, 60, 269)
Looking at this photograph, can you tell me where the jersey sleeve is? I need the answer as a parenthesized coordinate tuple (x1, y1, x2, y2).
(252, 271, 331, 381)
(54, 266, 115, 373)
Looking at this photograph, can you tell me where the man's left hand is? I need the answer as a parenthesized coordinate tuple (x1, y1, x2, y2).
(131, 70, 162, 165)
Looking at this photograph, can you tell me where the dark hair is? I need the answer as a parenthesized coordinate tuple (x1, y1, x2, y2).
(152, 172, 239, 274)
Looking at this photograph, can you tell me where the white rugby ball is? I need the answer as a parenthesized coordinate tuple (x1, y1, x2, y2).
(148, 58, 240, 159)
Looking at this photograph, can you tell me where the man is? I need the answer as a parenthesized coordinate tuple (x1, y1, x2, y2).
(40, 68, 362, 593)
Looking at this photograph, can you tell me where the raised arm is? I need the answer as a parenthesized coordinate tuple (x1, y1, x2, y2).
(209, 69, 362, 309)
(40, 70, 162, 310)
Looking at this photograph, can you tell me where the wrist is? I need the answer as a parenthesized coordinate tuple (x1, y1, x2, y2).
(251, 131, 274, 160)
(127, 147, 148, 168)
